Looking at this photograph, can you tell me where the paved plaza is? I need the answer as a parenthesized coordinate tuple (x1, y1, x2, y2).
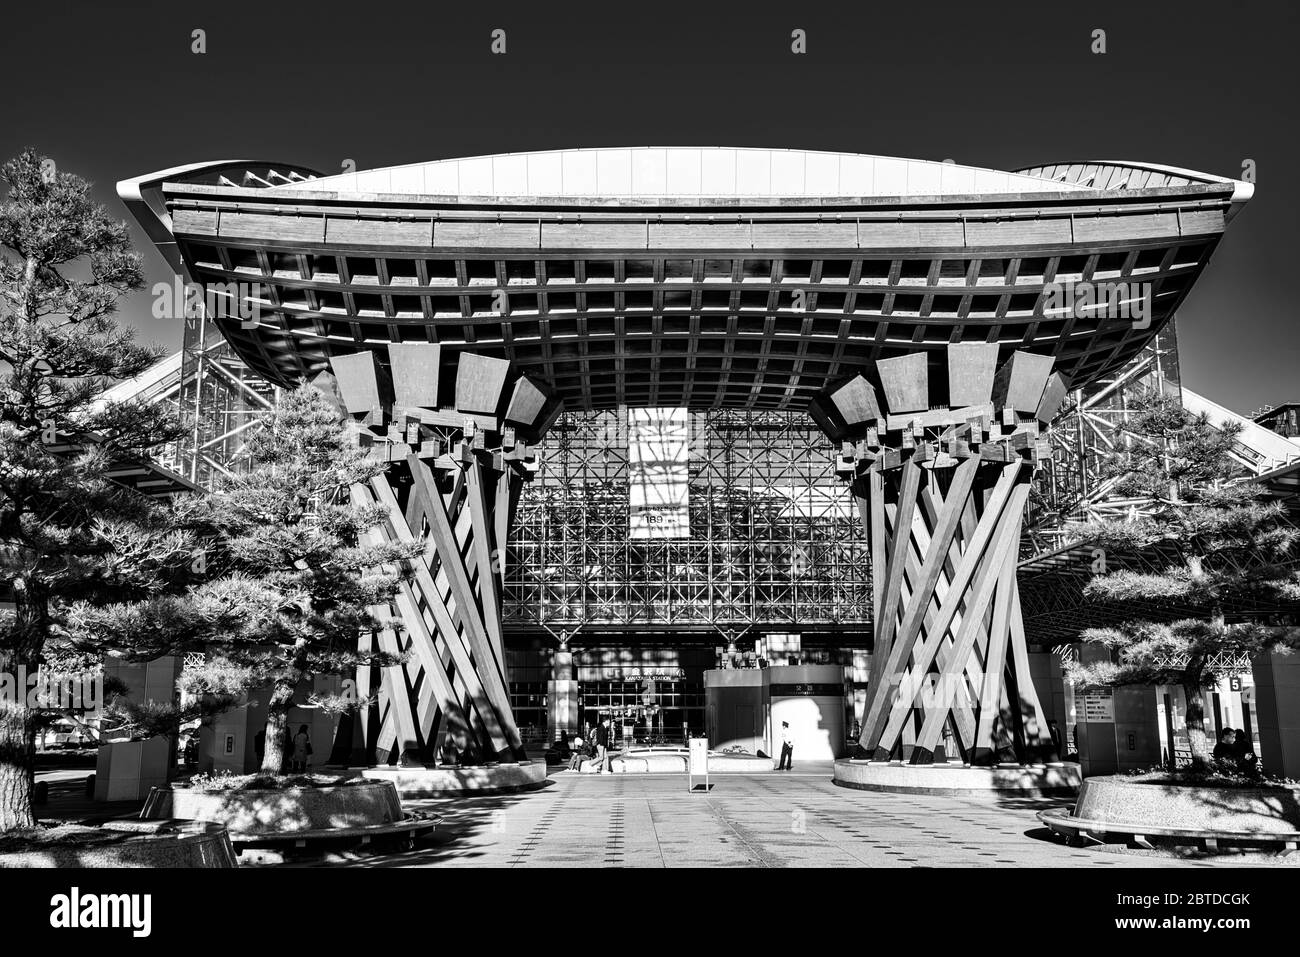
(32, 764, 1295, 868)
(333, 767, 1286, 869)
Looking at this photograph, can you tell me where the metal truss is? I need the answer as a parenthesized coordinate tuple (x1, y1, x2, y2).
(1018, 316, 1300, 645)
(1023, 324, 1181, 557)
(140, 313, 277, 489)
(502, 409, 871, 630)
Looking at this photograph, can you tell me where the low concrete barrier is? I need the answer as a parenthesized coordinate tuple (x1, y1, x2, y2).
(360, 762, 548, 797)
(589, 749, 775, 773)
(833, 759, 1081, 795)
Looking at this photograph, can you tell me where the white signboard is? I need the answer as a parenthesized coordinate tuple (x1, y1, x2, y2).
(688, 737, 710, 792)
(628, 408, 690, 539)
(1082, 690, 1115, 723)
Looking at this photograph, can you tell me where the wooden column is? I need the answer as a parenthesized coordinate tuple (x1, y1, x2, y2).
(817, 347, 1069, 765)
(322, 345, 560, 765)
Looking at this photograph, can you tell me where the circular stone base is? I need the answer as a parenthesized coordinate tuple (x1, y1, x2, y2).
(141, 780, 404, 834)
(359, 761, 547, 797)
(833, 759, 1082, 795)
(0, 821, 236, 868)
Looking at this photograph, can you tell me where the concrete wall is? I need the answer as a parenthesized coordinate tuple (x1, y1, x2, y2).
(103, 656, 181, 709)
(94, 738, 171, 801)
(1077, 685, 1162, 777)
(705, 664, 847, 760)
(705, 669, 766, 756)
(1252, 651, 1300, 779)
(95, 656, 179, 801)
(769, 664, 847, 760)
(1027, 650, 1069, 752)
(203, 675, 344, 774)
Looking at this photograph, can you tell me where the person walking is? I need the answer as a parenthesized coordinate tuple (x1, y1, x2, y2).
(778, 721, 794, 770)
(595, 717, 612, 773)
(291, 724, 312, 774)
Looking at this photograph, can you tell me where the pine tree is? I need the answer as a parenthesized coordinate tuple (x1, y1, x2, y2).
(1068, 388, 1300, 767)
(168, 384, 421, 775)
(0, 150, 189, 831)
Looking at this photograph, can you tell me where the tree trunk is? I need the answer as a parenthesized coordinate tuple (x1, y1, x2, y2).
(260, 708, 288, 775)
(0, 631, 40, 831)
(1183, 679, 1210, 768)
(0, 695, 37, 832)
(258, 679, 297, 775)
(1181, 621, 1217, 771)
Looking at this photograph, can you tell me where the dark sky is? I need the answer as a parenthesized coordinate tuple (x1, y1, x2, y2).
(2, 0, 1295, 413)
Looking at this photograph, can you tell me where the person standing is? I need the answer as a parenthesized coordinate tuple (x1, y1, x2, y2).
(595, 717, 612, 774)
(1232, 727, 1259, 773)
(291, 724, 312, 774)
(778, 721, 794, 770)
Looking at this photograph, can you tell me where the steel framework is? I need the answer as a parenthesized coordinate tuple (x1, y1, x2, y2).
(503, 409, 872, 630)
(1023, 323, 1181, 557)
(118, 322, 1298, 654)
(109, 322, 1198, 642)
(115, 313, 277, 488)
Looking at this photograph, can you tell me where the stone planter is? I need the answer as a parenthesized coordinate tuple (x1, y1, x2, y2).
(0, 821, 236, 868)
(141, 780, 403, 835)
(1069, 776, 1300, 835)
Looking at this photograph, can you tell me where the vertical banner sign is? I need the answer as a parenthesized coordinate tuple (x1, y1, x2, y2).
(628, 407, 690, 538)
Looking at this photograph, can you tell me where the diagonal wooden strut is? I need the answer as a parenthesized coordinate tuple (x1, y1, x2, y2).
(860, 458, 1023, 753)
(878, 478, 1029, 759)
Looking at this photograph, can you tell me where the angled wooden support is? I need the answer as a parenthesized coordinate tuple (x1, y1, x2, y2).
(370, 608, 424, 765)
(327, 348, 554, 764)
(381, 461, 522, 758)
(1006, 573, 1060, 760)
(862, 456, 922, 717)
(353, 482, 488, 757)
(815, 344, 1065, 765)
(464, 453, 507, 673)
(860, 458, 1023, 753)
(883, 479, 1030, 759)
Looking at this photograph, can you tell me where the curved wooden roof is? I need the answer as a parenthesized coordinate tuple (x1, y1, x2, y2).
(120, 153, 1251, 412)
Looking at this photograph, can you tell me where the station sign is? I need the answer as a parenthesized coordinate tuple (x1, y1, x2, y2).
(1081, 689, 1115, 723)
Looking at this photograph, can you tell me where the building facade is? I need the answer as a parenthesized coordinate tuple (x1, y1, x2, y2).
(119, 148, 1256, 761)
